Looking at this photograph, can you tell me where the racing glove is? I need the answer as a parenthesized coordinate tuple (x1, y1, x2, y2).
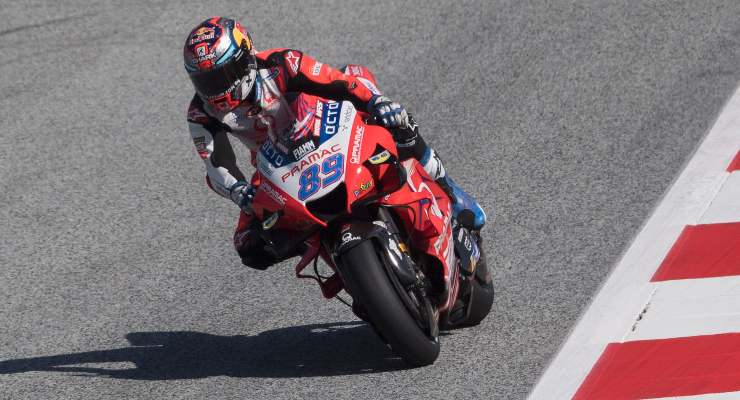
(229, 181, 257, 214)
(368, 95, 409, 129)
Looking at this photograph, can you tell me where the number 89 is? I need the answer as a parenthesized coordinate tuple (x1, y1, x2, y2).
(297, 154, 344, 201)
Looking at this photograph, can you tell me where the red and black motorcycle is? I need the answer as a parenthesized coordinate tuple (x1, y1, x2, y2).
(249, 68, 493, 366)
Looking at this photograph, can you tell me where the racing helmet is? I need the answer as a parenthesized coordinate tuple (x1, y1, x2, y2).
(183, 17, 257, 112)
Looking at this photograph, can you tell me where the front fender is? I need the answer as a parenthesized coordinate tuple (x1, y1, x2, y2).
(334, 220, 417, 288)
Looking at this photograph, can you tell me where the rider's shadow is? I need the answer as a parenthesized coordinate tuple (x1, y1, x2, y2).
(0, 322, 407, 379)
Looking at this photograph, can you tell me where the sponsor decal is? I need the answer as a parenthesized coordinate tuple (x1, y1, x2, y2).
(311, 61, 323, 76)
(454, 227, 478, 275)
(193, 136, 208, 159)
(193, 44, 214, 68)
(285, 51, 300, 75)
(313, 119, 322, 137)
(342, 231, 361, 244)
(357, 77, 381, 95)
(353, 180, 373, 197)
(397, 139, 417, 148)
(292, 140, 316, 160)
(257, 158, 274, 176)
(190, 27, 215, 44)
(350, 125, 365, 164)
(261, 182, 286, 206)
(458, 228, 472, 251)
(368, 150, 391, 165)
(260, 140, 286, 167)
(319, 102, 341, 142)
(281, 144, 341, 182)
(197, 52, 215, 62)
(341, 103, 353, 125)
(313, 100, 323, 136)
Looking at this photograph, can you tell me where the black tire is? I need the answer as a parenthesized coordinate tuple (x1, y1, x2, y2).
(464, 254, 494, 326)
(448, 238, 494, 329)
(339, 240, 440, 366)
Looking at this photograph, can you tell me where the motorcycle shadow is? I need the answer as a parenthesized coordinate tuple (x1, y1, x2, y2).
(0, 321, 410, 379)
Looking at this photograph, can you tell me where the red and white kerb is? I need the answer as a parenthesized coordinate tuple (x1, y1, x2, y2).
(530, 86, 740, 400)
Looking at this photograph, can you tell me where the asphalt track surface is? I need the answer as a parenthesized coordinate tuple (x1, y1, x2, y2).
(2, 1, 740, 399)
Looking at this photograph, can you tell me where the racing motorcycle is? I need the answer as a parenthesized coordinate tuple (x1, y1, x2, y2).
(250, 67, 493, 366)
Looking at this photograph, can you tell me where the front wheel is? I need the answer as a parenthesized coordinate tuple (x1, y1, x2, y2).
(339, 240, 440, 366)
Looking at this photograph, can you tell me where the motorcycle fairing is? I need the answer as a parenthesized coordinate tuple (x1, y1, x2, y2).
(252, 93, 461, 311)
(380, 159, 459, 311)
(260, 101, 355, 204)
(253, 100, 359, 228)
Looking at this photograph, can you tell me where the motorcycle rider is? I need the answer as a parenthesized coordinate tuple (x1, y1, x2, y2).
(184, 17, 486, 269)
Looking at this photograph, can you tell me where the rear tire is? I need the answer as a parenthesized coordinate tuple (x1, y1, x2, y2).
(464, 255, 494, 326)
(447, 237, 494, 328)
(339, 240, 440, 366)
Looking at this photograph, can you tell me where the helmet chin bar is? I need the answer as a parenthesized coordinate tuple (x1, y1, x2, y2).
(204, 87, 241, 112)
(204, 68, 257, 112)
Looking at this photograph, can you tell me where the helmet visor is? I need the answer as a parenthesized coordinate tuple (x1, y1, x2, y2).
(189, 48, 255, 98)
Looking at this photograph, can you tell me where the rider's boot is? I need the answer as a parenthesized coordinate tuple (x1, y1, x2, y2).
(392, 116, 487, 230)
(420, 147, 487, 231)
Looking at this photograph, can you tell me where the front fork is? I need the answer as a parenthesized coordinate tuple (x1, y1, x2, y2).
(290, 206, 421, 302)
(330, 207, 440, 340)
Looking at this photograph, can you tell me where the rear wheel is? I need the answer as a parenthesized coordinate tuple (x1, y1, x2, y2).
(339, 240, 440, 366)
(464, 250, 494, 326)
(444, 234, 494, 328)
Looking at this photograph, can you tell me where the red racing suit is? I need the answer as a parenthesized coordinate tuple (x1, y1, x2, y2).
(187, 48, 385, 263)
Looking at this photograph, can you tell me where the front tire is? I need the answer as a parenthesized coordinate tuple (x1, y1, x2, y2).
(339, 240, 440, 366)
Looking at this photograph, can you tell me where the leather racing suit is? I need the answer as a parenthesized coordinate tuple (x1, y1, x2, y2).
(188, 48, 450, 269)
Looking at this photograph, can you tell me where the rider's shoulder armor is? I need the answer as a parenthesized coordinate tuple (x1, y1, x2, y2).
(257, 48, 303, 79)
